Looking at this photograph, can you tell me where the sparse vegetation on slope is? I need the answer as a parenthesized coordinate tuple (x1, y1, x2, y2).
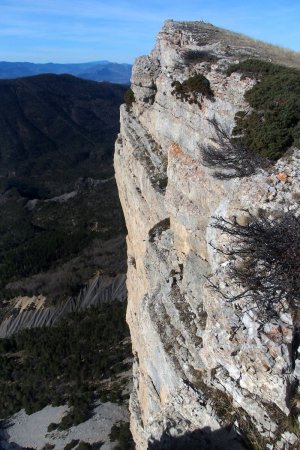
(0, 302, 131, 424)
(228, 59, 300, 159)
(172, 21, 300, 69)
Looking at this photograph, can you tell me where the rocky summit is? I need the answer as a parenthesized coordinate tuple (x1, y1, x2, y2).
(115, 20, 300, 449)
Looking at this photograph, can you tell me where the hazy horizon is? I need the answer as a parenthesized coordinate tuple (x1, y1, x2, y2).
(0, 59, 131, 65)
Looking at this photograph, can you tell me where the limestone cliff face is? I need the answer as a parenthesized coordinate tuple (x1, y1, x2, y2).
(115, 21, 300, 449)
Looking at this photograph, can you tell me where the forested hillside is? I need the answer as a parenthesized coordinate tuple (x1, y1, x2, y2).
(0, 74, 127, 305)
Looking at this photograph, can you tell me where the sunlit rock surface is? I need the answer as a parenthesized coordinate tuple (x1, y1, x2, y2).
(115, 20, 300, 449)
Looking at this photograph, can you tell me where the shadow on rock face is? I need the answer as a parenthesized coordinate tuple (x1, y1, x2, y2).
(147, 425, 248, 450)
(91, 442, 105, 450)
(0, 441, 105, 450)
(0, 440, 33, 450)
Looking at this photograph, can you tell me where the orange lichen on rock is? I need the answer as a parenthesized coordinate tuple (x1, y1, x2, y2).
(276, 172, 288, 183)
(169, 143, 182, 157)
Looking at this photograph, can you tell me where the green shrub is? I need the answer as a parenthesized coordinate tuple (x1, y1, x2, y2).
(76, 442, 92, 450)
(59, 392, 92, 430)
(47, 422, 59, 432)
(64, 440, 79, 450)
(124, 88, 135, 110)
(109, 421, 134, 450)
(226, 59, 282, 77)
(171, 74, 213, 104)
(227, 59, 300, 159)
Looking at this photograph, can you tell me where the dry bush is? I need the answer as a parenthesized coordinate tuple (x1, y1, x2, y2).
(181, 49, 218, 64)
(208, 212, 300, 324)
(201, 117, 268, 179)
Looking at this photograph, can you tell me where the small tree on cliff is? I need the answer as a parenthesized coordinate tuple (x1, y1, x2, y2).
(124, 88, 135, 111)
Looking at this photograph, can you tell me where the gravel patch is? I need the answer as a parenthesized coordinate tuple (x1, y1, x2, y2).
(0, 401, 129, 450)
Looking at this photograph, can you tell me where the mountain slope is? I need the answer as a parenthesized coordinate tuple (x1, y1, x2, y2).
(0, 74, 125, 181)
(0, 73, 132, 448)
(0, 74, 127, 310)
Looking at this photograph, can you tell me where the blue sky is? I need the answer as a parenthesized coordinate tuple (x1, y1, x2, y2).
(0, 0, 300, 63)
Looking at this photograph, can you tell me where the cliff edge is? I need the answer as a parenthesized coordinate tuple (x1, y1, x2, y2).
(115, 20, 300, 449)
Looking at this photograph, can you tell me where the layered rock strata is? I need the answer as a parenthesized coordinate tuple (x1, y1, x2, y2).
(115, 21, 300, 449)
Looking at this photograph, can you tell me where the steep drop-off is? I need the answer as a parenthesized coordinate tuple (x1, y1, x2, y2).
(0, 74, 132, 449)
(115, 21, 300, 449)
(0, 74, 127, 335)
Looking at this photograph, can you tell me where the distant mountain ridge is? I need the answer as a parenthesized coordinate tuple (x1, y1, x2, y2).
(0, 60, 132, 84)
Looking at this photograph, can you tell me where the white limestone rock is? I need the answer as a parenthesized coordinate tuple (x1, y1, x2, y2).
(115, 20, 300, 449)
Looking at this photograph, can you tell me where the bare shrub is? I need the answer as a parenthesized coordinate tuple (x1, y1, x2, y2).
(208, 212, 300, 324)
(181, 49, 219, 64)
(201, 117, 269, 179)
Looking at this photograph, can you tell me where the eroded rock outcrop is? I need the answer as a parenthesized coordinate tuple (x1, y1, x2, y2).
(0, 272, 126, 337)
(115, 21, 300, 449)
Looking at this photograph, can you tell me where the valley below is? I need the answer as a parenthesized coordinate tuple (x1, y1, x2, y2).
(0, 74, 133, 449)
(1, 18, 300, 450)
